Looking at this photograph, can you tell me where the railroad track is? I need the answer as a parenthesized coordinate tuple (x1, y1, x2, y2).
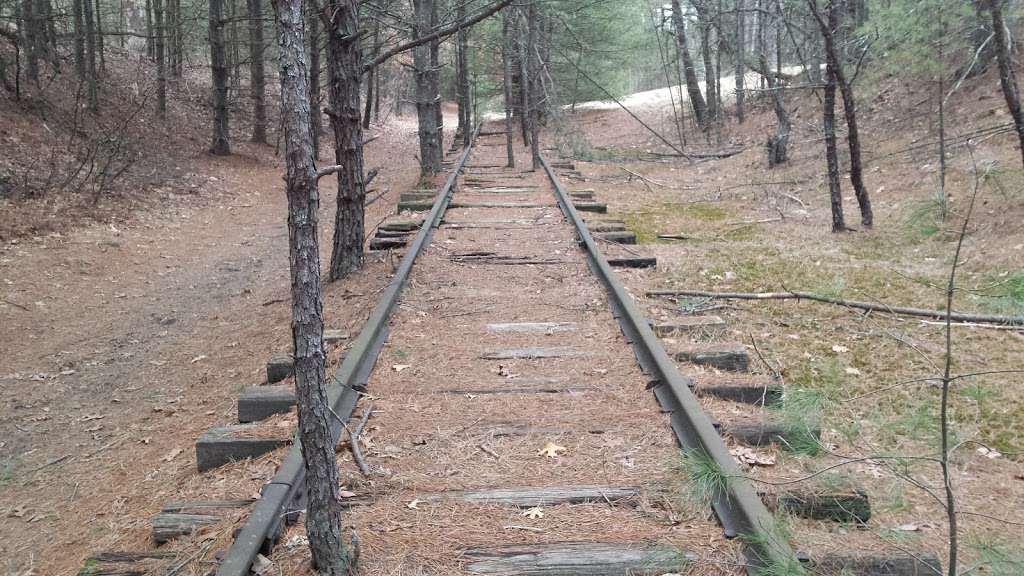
(86, 125, 942, 576)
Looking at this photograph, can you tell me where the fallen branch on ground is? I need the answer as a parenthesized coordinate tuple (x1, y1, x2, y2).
(347, 405, 375, 477)
(647, 289, 1024, 325)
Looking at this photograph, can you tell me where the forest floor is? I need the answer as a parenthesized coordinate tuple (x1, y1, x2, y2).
(553, 66, 1024, 567)
(0, 115, 433, 575)
(2, 61, 1024, 576)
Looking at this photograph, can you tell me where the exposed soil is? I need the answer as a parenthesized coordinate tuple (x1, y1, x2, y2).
(0, 116, 426, 576)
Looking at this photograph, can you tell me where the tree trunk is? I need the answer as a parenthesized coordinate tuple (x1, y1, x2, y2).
(413, 0, 441, 175)
(695, 0, 718, 124)
(824, 44, 844, 232)
(309, 7, 321, 158)
(209, 0, 232, 155)
(526, 1, 541, 170)
(247, 0, 267, 143)
(988, 0, 1024, 171)
(154, 0, 166, 115)
(735, 0, 745, 123)
(268, 0, 351, 572)
(82, 0, 98, 109)
(815, 0, 871, 227)
(430, 0, 443, 153)
(517, 10, 530, 145)
(502, 9, 515, 168)
(362, 21, 378, 129)
(93, 0, 105, 73)
(457, 0, 471, 148)
(323, 0, 367, 281)
(145, 0, 154, 59)
(762, 54, 789, 166)
(671, 0, 708, 130)
(73, 0, 85, 81)
(21, 0, 38, 81)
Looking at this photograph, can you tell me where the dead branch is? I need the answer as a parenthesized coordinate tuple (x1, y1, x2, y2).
(348, 405, 374, 477)
(647, 289, 1024, 325)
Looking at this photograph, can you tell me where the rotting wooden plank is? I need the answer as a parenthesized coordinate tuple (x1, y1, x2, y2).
(674, 344, 750, 371)
(238, 386, 296, 422)
(464, 542, 694, 576)
(607, 257, 657, 269)
(696, 381, 783, 405)
(369, 237, 408, 251)
(399, 192, 437, 202)
(379, 219, 423, 232)
(265, 352, 293, 384)
(451, 201, 551, 209)
(195, 425, 290, 472)
(439, 485, 640, 507)
(573, 202, 608, 214)
(593, 231, 637, 244)
(810, 553, 942, 575)
(375, 229, 414, 238)
(769, 490, 871, 523)
(480, 347, 588, 360)
(485, 322, 578, 333)
(437, 383, 607, 395)
(722, 422, 822, 448)
(162, 499, 255, 514)
(586, 222, 627, 233)
(651, 316, 726, 336)
(151, 512, 220, 543)
(89, 552, 176, 563)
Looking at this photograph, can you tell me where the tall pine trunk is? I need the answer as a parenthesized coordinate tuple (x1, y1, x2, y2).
(988, 0, 1024, 171)
(209, 0, 232, 155)
(413, 0, 441, 175)
(248, 0, 267, 143)
(154, 0, 166, 115)
(735, 0, 745, 123)
(269, 0, 350, 571)
(526, 1, 540, 170)
(671, 0, 708, 130)
(309, 8, 322, 158)
(824, 55, 844, 232)
(324, 0, 367, 281)
(502, 9, 515, 168)
(82, 0, 98, 109)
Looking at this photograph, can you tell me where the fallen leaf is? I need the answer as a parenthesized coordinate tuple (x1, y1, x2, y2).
(406, 499, 422, 509)
(190, 355, 207, 363)
(895, 523, 920, 532)
(523, 507, 544, 519)
(392, 364, 411, 372)
(845, 367, 862, 376)
(832, 345, 849, 353)
(538, 441, 566, 458)
(162, 448, 183, 462)
(339, 490, 357, 498)
(977, 446, 1002, 459)
(730, 446, 776, 466)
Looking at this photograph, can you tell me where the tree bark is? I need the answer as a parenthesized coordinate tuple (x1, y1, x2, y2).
(73, 0, 85, 81)
(145, 0, 154, 59)
(694, 0, 718, 124)
(413, 0, 441, 175)
(209, 0, 232, 155)
(823, 38, 844, 232)
(247, 0, 267, 143)
(735, 0, 745, 123)
(362, 21, 378, 129)
(268, 0, 351, 571)
(762, 54, 789, 166)
(93, 0, 105, 73)
(457, 0, 471, 148)
(813, 0, 872, 227)
(431, 0, 443, 153)
(82, 0, 98, 109)
(309, 7, 322, 158)
(502, 9, 515, 168)
(526, 1, 541, 170)
(323, 0, 367, 281)
(671, 0, 708, 129)
(154, 0, 166, 115)
(988, 0, 1024, 171)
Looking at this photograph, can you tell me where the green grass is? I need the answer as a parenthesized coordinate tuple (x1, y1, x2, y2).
(905, 200, 945, 239)
(738, 514, 808, 576)
(623, 202, 731, 244)
(978, 269, 1024, 315)
(774, 388, 825, 456)
(674, 448, 731, 507)
(972, 540, 1024, 575)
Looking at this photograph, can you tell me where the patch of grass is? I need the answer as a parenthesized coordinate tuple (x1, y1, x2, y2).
(738, 514, 808, 576)
(905, 199, 945, 239)
(623, 202, 730, 244)
(0, 456, 19, 486)
(675, 448, 731, 507)
(774, 388, 825, 456)
(686, 203, 728, 221)
(972, 540, 1024, 575)
(979, 269, 1024, 315)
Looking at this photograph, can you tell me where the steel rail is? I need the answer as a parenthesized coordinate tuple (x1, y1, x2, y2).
(539, 155, 799, 576)
(216, 125, 482, 576)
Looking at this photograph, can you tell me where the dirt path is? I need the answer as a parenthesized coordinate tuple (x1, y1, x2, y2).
(0, 122, 423, 575)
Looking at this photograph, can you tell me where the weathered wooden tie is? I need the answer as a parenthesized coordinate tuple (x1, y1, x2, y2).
(265, 352, 293, 383)
(573, 201, 608, 214)
(485, 322, 578, 333)
(481, 347, 587, 360)
(694, 380, 783, 405)
(195, 425, 290, 472)
(438, 485, 640, 507)
(369, 237, 408, 251)
(379, 219, 423, 232)
(464, 542, 694, 576)
(721, 422, 822, 448)
(808, 553, 942, 575)
(238, 385, 296, 422)
(651, 316, 726, 335)
(768, 490, 871, 523)
(607, 256, 657, 269)
(586, 221, 626, 233)
(399, 191, 437, 203)
(593, 231, 637, 244)
(674, 344, 750, 371)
